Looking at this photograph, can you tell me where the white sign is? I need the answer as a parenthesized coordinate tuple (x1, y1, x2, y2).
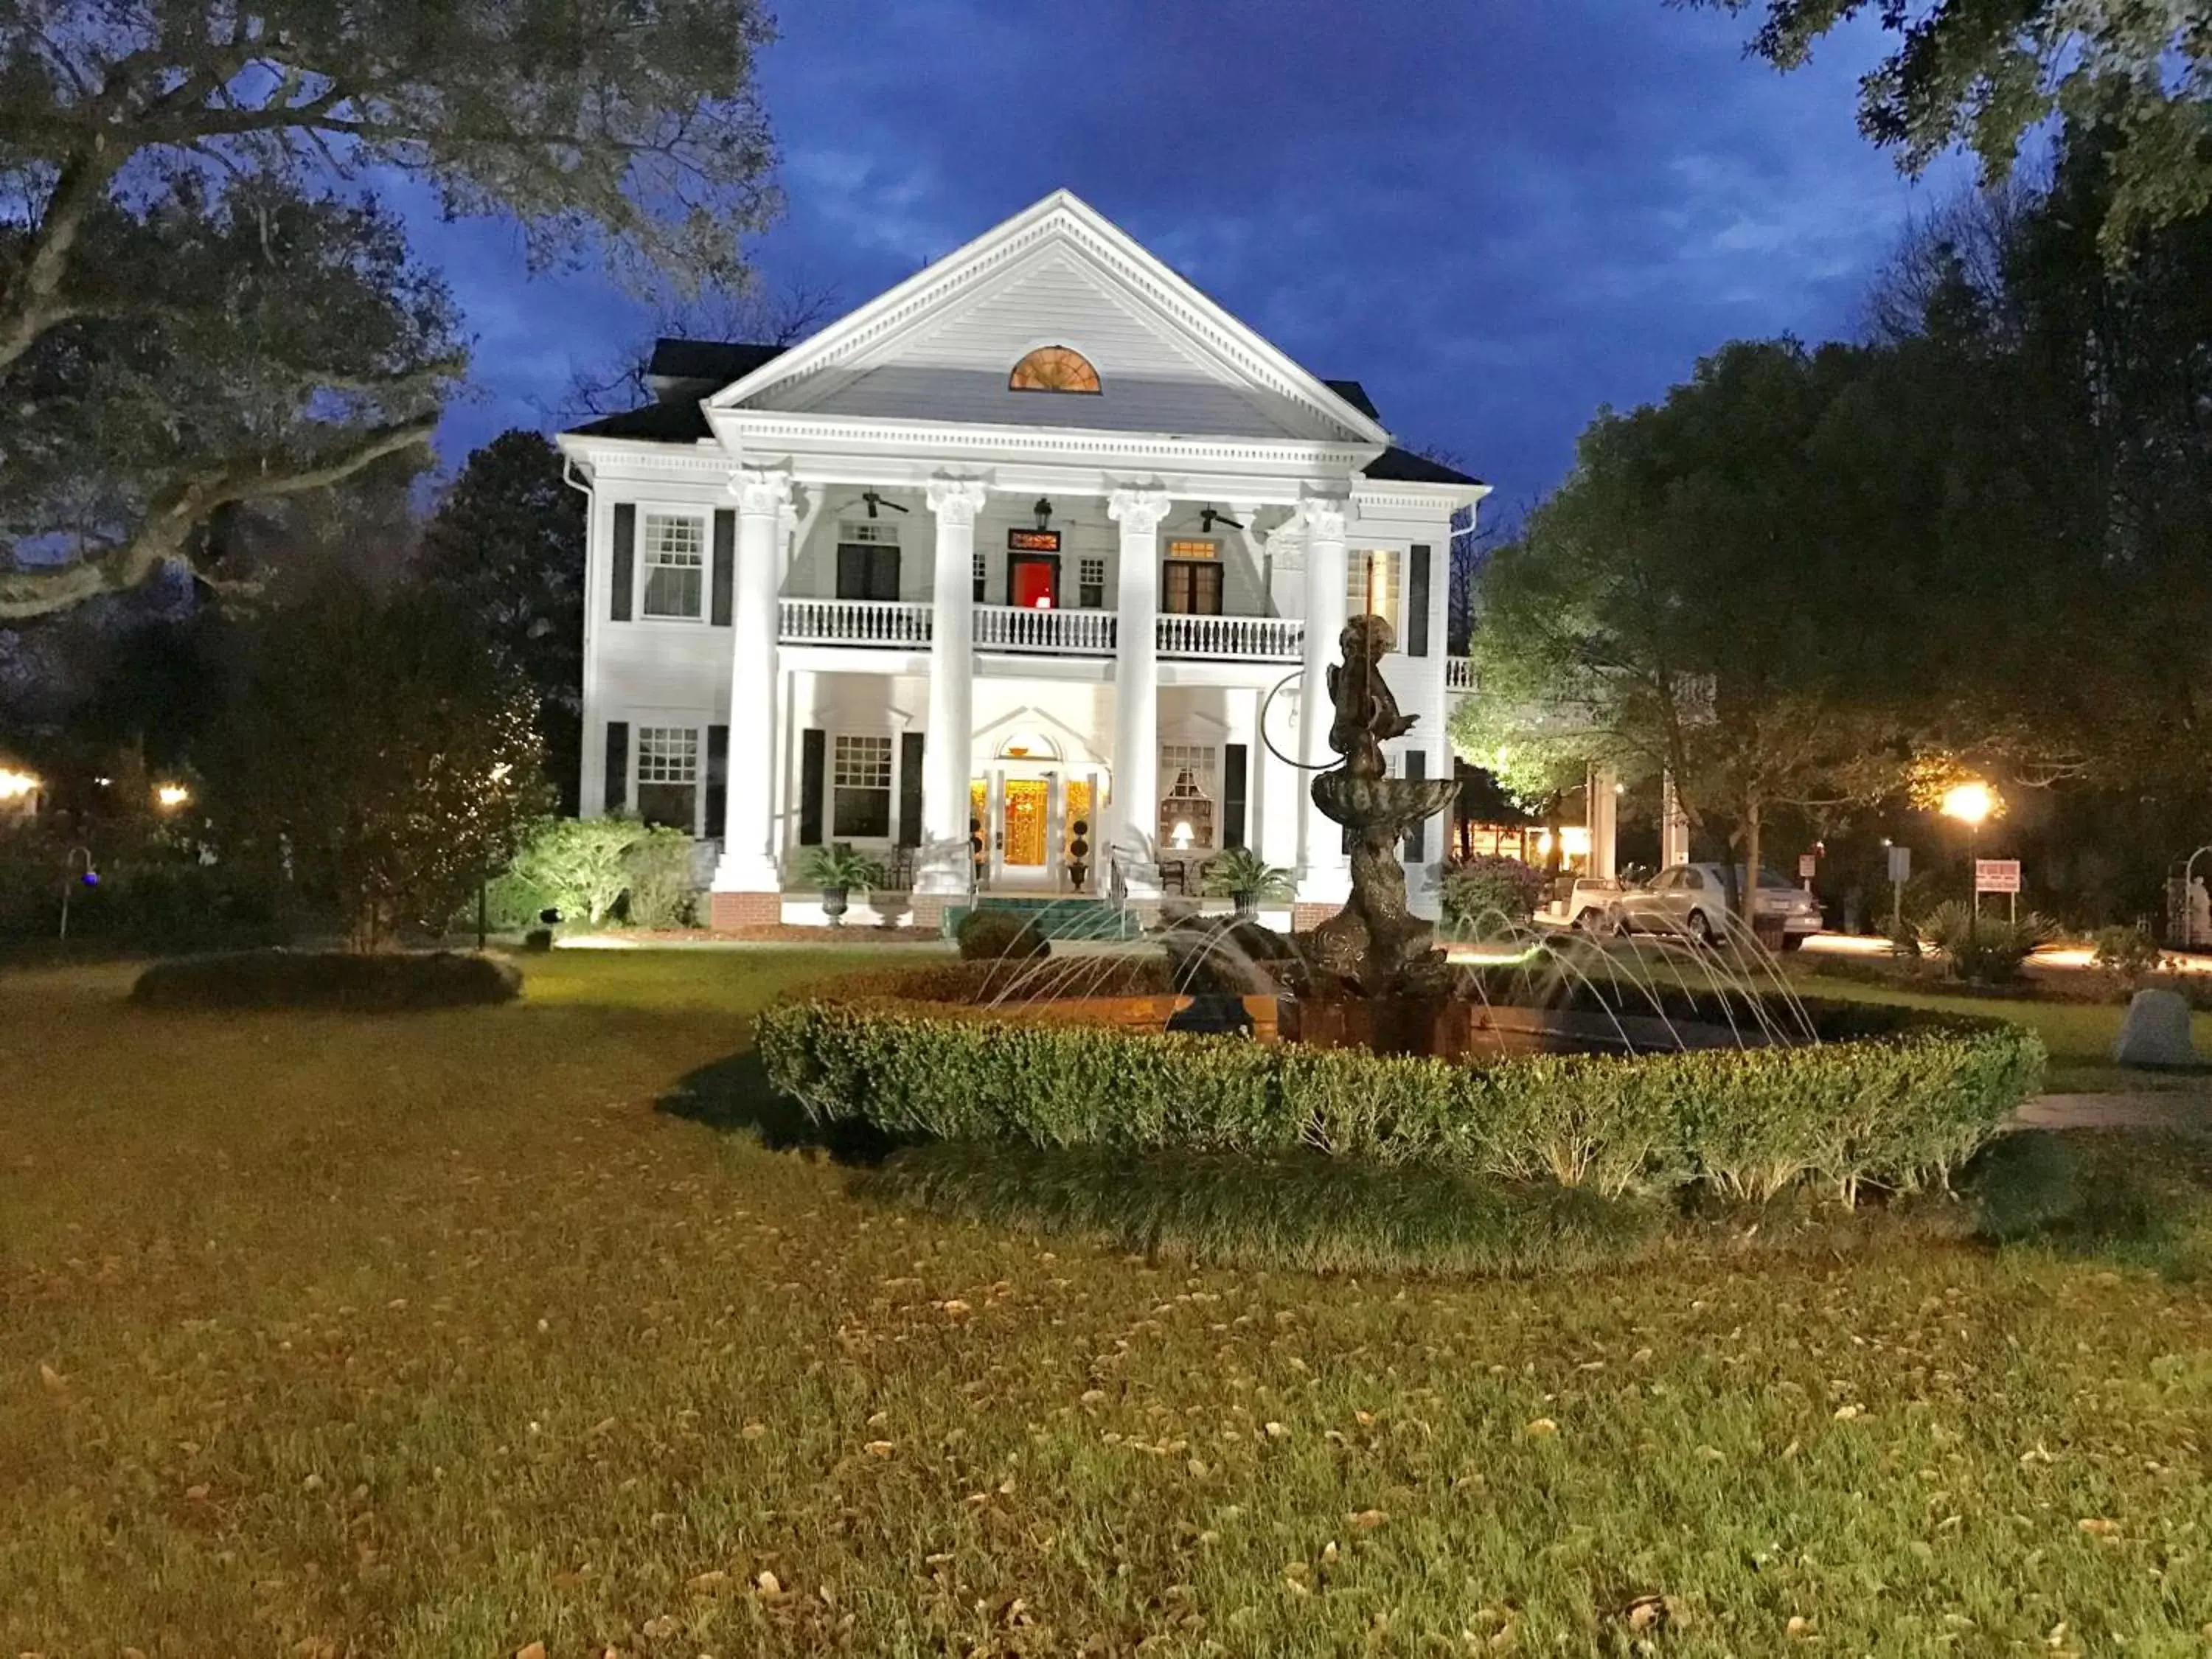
(1975, 858, 2021, 894)
(1887, 844, 1911, 884)
(1798, 853, 1818, 880)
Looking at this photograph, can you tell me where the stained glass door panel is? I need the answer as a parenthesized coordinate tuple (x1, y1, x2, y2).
(1002, 779, 1048, 867)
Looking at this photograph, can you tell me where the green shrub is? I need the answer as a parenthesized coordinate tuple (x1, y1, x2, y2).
(132, 949, 521, 1011)
(1441, 857, 1545, 936)
(955, 908, 1050, 961)
(622, 824, 699, 929)
(1916, 900, 2056, 984)
(757, 1000, 2046, 1202)
(2092, 924, 2164, 978)
(507, 816, 644, 927)
(796, 844, 888, 892)
(1200, 847, 1294, 907)
(864, 1142, 1665, 1278)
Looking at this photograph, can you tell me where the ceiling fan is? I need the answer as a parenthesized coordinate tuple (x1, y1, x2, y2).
(846, 490, 908, 520)
(1199, 505, 1244, 533)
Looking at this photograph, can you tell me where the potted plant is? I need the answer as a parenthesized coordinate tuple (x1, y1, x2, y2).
(1200, 846, 1294, 918)
(796, 844, 886, 927)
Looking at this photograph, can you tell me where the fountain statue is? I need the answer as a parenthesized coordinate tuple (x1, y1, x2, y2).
(1298, 613, 1463, 1014)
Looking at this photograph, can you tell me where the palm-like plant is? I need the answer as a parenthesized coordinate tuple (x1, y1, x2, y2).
(1201, 846, 1294, 914)
(796, 844, 887, 926)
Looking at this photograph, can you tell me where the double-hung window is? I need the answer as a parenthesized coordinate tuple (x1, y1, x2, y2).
(1346, 549, 1399, 629)
(636, 726, 700, 832)
(1077, 556, 1107, 609)
(832, 734, 894, 838)
(641, 514, 706, 619)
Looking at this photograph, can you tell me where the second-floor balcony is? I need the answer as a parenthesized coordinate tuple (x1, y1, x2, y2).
(777, 598, 1305, 664)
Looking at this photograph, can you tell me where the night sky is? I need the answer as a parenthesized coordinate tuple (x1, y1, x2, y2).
(423, 1, 1967, 512)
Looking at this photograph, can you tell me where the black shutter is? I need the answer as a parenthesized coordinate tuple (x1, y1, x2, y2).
(610, 504, 636, 622)
(1223, 743, 1249, 849)
(1403, 751, 1427, 860)
(1408, 544, 1431, 657)
(603, 720, 629, 815)
(705, 725, 728, 839)
(798, 728, 826, 846)
(836, 544, 864, 599)
(872, 545, 902, 601)
(711, 509, 735, 625)
(897, 732, 925, 846)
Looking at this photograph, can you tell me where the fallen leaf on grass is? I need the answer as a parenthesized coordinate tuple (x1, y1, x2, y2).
(1787, 1615, 1812, 1638)
(515, 1645, 546, 1659)
(756, 1569, 783, 1597)
(863, 1440, 896, 1458)
(1625, 1595, 1666, 1632)
(688, 1570, 729, 1593)
(2078, 1517, 2121, 1537)
(1526, 1419, 1558, 1437)
(1349, 1509, 1387, 1529)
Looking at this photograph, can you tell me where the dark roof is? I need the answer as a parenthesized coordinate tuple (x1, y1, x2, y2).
(646, 338, 787, 387)
(1360, 445, 1486, 487)
(1321, 378, 1381, 422)
(566, 401, 712, 443)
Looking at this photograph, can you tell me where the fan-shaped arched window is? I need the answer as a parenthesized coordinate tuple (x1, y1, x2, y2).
(1009, 345, 1101, 394)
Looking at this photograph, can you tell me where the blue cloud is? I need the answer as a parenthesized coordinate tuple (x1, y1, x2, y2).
(417, 0, 1969, 506)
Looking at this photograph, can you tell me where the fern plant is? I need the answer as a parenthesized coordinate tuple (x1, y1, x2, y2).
(797, 844, 887, 893)
(1200, 847, 1294, 911)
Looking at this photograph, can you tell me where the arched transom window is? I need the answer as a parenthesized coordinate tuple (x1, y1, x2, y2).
(1009, 345, 1101, 394)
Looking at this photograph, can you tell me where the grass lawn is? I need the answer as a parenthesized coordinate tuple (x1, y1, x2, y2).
(1790, 968, 2212, 1094)
(6, 950, 2212, 1655)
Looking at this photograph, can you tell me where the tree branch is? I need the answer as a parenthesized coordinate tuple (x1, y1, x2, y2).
(0, 417, 434, 620)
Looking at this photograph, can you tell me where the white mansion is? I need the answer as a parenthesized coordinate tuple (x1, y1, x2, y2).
(557, 190, 1488, 930)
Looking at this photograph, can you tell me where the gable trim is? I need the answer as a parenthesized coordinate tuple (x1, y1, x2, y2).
(707, 190, 1391, 447)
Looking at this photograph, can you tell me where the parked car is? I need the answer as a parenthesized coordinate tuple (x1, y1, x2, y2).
(1538, 874, 1635, 931)
(1606, 863, 1823, 948)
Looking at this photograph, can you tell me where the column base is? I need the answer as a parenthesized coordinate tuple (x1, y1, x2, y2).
(712, 848, 782, 894)
(709, 891, 782, 931)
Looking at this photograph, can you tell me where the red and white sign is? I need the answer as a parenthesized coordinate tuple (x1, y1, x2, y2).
(1797, 853, 1818, 880)
(1975, 859, 2021, 894)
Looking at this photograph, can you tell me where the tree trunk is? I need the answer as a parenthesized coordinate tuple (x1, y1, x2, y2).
(1739, 798, 1763, 932)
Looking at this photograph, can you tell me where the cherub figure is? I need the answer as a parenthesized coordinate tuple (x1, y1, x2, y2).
(1326, 613, 1413, 779)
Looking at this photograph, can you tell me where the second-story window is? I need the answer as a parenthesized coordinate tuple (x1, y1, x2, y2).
(1347, 549, 1399, 630)
(641, 513, 706, 619)
(1077, 556, 1106, 608)
(1161, 538, 1222, 616)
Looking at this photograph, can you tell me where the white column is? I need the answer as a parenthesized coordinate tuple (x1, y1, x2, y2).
(1661, 771, 1691, 866)
(1106, 486, 1173, 894)
(915, 476, 990, 895)
(1295, 495, 1352, 905)
(1587, 764, 1619, 879)
(713, 468, 794, 895)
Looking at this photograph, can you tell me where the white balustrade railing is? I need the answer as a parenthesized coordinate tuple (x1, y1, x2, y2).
(778, 598, 933, 647)
(780, 597, 1312, 664)
(1444, 658, 1476, 692)
(1155, 613, 1304, 661)
(972, 605, 1117, 654)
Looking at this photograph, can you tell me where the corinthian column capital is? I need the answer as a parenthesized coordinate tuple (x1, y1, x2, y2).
(1107, 485, 1174, 536)
(925, 476, 990, 526)
(731, 465, 794, 520)
(1300, 493, 1349, 543)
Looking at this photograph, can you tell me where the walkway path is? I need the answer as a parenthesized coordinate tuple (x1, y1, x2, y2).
(2014, 1091, 2212, 1133)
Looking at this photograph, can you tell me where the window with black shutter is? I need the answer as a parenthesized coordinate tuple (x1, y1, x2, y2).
(705, 725, 728, 838)
(711, 511, 735, 625)
(798, 728, 826, 846)
(897, 732, 925, 846)
(1403, 751, 1427, 860)
(602, 721, 630, 815)
(1407, 544, 1431, 657)
(610, 504, 636, 622)
(1222, 743, 1249, 849)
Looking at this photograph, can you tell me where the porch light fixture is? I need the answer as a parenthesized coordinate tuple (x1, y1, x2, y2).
(1032, 497, 1053, 530)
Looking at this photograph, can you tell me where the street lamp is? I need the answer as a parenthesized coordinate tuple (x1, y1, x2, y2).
(153, 782, 190, 811)
(1940, 779, 1997, 945)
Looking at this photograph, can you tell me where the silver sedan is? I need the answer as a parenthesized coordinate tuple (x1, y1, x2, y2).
(1607, 863, 1823, 948)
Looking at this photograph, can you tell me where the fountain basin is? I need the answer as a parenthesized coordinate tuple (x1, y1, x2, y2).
(1310, 772, 1461, 839)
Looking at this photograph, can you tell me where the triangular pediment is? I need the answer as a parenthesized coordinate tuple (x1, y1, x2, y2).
(712, 191, 1388, 446)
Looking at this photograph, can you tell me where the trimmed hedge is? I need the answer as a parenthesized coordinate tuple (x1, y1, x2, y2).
(757, 1001, 2046, 1201)
(132, 949, 521, 1012)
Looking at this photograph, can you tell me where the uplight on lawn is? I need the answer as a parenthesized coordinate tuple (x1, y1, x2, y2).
(1441, 941, 1548, 967)
(0, 765, 40, 801)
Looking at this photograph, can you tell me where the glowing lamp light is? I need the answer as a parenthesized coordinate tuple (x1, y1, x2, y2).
(1939, 781, 1995, 826)
(1170, 819, 1195, 850)
(0, 768, 40, 802)
(153, 782, 191, 810)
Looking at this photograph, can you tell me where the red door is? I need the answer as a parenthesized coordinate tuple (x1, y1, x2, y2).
(1009, 554, 1058, 609)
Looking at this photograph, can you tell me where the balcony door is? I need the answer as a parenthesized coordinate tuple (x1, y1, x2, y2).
(1161, 558, 1223, 615)
(1007, 552, 1060, 610)
(835, 541, 901, 601)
